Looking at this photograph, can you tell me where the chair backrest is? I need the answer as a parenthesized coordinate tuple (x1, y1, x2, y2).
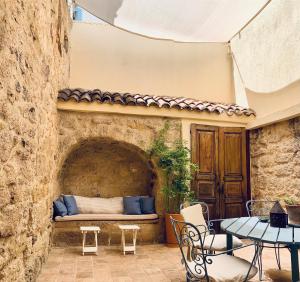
(170, 216, 209, 281)
(180, 204, 208, 232)
(246, 200, 277, 217)
(180, 201, 210, 220)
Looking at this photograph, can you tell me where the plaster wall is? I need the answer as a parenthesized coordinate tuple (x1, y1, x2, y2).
(70, 22, 235, 104)
(0, 0, 70, 281)
(231, 0, 300, 124)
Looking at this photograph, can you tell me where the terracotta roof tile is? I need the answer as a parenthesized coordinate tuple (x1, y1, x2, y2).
(58, 88, 255, 117)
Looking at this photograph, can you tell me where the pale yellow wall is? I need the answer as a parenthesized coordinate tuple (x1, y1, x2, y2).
(231, 0, 300, 127)
(70, 22, 235, 103)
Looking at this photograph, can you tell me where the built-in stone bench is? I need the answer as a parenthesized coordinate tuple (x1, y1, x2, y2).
(52, 214, 161, 246)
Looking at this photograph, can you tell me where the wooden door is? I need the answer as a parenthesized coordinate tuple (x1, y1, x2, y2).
(191, 125, 248, 220)
(191, 125, 219, 219)
(219, 127, 248, 218)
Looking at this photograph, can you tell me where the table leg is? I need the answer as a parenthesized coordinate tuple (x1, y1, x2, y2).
(82, 231, 86, 256)
(121, 230, 125, 255)
(133, 230, 137, 255)
(94, 231, 98, 255)
(226, 233, 233, 255)
(290, 245, 299, 282)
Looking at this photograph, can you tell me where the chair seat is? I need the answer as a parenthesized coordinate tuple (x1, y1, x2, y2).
(202, 234, 243, 251)
(188, 253, 258, 282)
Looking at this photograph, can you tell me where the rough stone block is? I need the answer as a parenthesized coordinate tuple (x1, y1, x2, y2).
(52, 219, 162, 247)
(250, 119, 300, 202)
(0, 0, 70, 280)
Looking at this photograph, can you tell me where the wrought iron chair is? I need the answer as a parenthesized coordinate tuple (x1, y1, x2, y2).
(246, 200, 283, 280)
(180, 202, 243, 252)
(170, 217, 258, 282)
(246, 200, 277, 219)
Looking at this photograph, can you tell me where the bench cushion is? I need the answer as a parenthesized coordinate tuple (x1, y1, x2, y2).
(140, 197, 155, 214)
(53, 200, 68, 217)
(63, 195, 79, 215)
(123, 196, 142, 215)
(55, 213, 159, 221)
(74, 196, 123, 214)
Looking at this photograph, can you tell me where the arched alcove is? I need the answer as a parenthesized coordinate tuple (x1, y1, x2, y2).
(59, 138, 155, 198)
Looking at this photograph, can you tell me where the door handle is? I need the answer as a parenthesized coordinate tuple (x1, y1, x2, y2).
(217, 183, 222, 193)
(219, 183, 224, 194)
(216, 176, 219, 188)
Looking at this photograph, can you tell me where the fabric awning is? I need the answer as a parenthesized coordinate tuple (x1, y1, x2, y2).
(75, 0, 269, 43)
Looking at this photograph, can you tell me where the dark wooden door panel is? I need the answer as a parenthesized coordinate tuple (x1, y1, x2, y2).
(196, 181, 216, 198)
(224, 133, 242, 175)
(198, 131, 215, 173)
(224, 182, 243, 198)
(191, 125, 220, 219)
(191, 125, 248, 221)
(219, 127, 247, 218)
(224, 201, 243, 218)
(207, 203, 218, 219)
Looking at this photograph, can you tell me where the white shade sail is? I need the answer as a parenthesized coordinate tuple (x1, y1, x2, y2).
(75, 0, 269, 42)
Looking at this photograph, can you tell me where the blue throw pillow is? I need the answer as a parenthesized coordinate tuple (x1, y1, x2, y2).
(53, 200, 68, 217)
(123, 196, 142, 215)
(63, 195, 79, 215)
(140, 197, 155, 214)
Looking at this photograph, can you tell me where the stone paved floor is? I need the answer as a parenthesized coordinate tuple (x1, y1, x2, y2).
(37, 242, 294, 282)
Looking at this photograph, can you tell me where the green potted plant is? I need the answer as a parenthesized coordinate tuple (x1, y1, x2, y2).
(149, 123, 197, 246)
(284, 196, 300, 225)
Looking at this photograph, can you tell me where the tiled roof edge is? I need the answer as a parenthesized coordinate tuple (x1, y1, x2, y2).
(58, 88, 256, 117)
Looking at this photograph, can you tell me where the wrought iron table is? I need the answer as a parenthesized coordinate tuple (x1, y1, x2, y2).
(221, 217, 300, 282)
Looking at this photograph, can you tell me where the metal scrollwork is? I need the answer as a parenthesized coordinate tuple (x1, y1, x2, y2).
(171, 217, 212, 281)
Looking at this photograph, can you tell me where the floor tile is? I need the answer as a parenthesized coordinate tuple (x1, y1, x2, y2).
(37, 243, 298, 282)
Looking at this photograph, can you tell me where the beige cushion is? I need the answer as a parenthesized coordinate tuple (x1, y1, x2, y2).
(74, 196, 123, 214)
(180, 204, 242, 251)
(55, 213, 158, 221)
(202, 234, 243, 251)
(180, 204, 208, 230)
(187, 254, 257, 282)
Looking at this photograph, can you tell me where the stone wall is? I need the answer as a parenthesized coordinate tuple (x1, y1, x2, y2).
(57, 111, 181, 210)
(56, 111, 181, 243)
(0, 1, 70, 281)
(250, 118, 300, 202)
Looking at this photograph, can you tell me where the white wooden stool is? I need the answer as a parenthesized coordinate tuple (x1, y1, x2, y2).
(118, 225, 140, 255)
(80, 226, 100, 256)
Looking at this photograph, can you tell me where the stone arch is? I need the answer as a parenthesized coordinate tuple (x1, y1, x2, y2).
(55, 111, 182, 218)
(58, 137, 157, 198)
